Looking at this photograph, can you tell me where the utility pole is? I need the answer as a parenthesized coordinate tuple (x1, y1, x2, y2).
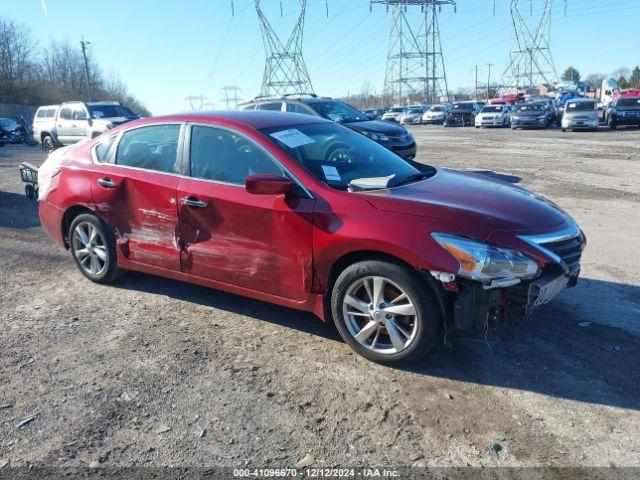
(80, 37, 93, 101)
(475, 65, 479, 100)
(486, 63, 493, 99)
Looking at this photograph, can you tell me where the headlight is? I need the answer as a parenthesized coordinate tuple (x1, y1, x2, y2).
(431, 233, 540, 282)
(362, 131, 390, 142)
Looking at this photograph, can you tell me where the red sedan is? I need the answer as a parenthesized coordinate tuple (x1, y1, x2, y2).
(39, 111, 585, 365)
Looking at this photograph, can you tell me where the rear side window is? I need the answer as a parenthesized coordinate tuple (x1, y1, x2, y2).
(189, 126, 284, 185)
(46, 109, 56, 118)
(94, 136, 116, 163)
(286, 103, 311, 115)
(115, 124, 181, 173)
(36, 110, 46, 119)
(257, 102, 282, 111)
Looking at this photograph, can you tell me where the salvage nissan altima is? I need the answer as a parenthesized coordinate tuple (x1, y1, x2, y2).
(38, 111, 586, 365)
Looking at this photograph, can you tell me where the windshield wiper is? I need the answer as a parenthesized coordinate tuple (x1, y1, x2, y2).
(388, 171, 434, 188)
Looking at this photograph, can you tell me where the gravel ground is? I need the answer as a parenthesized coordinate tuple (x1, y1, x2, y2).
(0, 125, 639, 474)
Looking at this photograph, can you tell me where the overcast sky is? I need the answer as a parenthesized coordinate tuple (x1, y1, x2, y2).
(7, 0, 640, 114)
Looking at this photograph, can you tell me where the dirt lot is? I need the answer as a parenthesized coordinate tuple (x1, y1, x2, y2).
(1, 125, 639, 474)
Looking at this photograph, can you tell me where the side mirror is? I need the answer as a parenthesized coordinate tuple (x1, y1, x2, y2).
(245, 174, 293, 195)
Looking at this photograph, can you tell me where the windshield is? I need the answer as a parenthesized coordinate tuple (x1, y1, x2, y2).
(389, 107, 405, 113)
(515, 104, 544, 112)
(88, 104, 136, 119)
(451, 104, 473, 111)
(481, 106, 503, 113)
(408, 108, 422, 113)
(310, 101, 369, 123)
(261, 123, 426, 190)
(618, 98, 640, 108)
(429, 106, 444, 112)
(566, 101, 596, 111)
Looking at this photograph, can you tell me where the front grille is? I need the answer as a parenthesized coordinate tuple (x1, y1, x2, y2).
(538, 234, 584, 274)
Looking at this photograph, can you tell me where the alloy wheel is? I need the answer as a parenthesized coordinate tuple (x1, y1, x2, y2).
(72, 221, 108, 276)
(342, 276, 418, 355)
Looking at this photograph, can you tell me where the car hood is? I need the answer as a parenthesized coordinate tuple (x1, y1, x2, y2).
(346, 119, 408, 136)
(362, 168, 569, 238)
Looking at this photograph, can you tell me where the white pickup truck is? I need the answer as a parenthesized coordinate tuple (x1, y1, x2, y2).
(33, 101, 140, 153)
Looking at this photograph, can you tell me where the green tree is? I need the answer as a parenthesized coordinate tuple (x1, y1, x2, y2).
(630, 66, 640, 88)
(617, 75, 630, 90)
(561, 66, 581, 82)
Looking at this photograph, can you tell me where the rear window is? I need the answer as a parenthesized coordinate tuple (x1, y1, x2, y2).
(566, 102, 596, 111)
(94, 136, 116, 163)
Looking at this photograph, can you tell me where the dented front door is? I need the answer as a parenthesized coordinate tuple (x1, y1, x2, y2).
(91, 166, 181, 271)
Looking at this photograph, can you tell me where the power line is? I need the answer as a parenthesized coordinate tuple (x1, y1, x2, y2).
(221, 85, 242, 109)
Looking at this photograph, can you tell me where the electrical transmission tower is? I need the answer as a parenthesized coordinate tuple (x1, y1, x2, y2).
(253, 0, 314, 97)
(221, 86, 242, 109)
(184, 95, 209, 111)
(502, 0, 558, 93)
(371, 0, 455, 106)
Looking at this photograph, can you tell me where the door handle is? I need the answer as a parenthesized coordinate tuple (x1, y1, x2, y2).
(181, 197, 207, 208)
(97, 178, 117, 189)
(71, 124, 77, 128)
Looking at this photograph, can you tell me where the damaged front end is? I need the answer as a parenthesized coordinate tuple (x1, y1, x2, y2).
(428, 228, 586, 330)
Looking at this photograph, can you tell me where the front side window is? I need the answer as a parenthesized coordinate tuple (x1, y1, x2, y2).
(262, 123, 427, 191)
(59, 108, 72, 120)
(73, 108, 87, 120)
(189, 126, 284, 185)
(116, 124, 181, 173)
(88, 104, 135, 119)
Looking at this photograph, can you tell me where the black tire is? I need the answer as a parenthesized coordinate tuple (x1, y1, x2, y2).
(561, 128, 567, 132)
(331, 260, 442, 365)
(43, 135, 56, 154)
(68, 213, 123, 284)
(608, 120, 617, 130)
(25, 184, 35, 200)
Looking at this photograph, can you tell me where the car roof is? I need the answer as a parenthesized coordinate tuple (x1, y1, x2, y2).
(139, 110, 330, 130)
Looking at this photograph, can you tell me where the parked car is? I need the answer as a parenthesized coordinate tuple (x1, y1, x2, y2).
(422, 105, 449, 124)
(443, 102, 482, 127)
(474, 104, 512, 128)
(605, 97, 640, 130)
(38, 111, 586, 365)
(511, 103, 550, 129)
(381, 106, 408, 122)
(399, 106, 428, 125)
(362, 108, 386, 120)
(555, 93, 583, 123)
(561, 99, 599, 132)
(238, 95, 416, 160)
(34, 101, 140, 153)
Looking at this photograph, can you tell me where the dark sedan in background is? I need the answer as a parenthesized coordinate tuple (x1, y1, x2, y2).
(239, 95, 416, 160)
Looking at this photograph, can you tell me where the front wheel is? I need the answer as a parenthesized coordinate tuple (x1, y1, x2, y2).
(69, 213, 122, 284)
(331, 260, 442, 365)
(42, 135, 56, 154)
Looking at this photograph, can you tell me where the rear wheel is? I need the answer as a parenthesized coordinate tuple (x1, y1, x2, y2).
(331, 260, 442, 365)
(69, 213, 122, 283)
